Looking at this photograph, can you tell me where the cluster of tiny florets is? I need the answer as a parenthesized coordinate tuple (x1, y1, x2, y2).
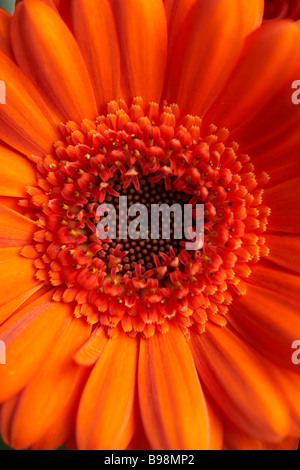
(19, 97, 270, 338)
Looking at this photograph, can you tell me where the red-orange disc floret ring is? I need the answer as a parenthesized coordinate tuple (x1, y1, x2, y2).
(19, 97, 270, 339)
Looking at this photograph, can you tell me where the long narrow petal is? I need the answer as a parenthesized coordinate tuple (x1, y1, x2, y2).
(110, 0, 167, 104)
(265, 177, 300, 233)
(139, 323, 209, 450)
(231, 60, 300, 164)
(224, 420, 299, 450)
(0, 51, 60, 156)
(0, 284, 43, 326)
(190, 324, 291, 441)
(165, 0, 264, 116)
(0, 247, 40, 306)
(0, 144, 36, 197)
(228, 283, 300, 370)
(77, 334, 138, 450)
(74, 326, 109, 366)
(0, 291, 72, 402)
(0, 9, 13, 58)
(265, 232, 300, 274)
(70, 0, 121, 111)
(12, 0, 98, 122)
(0, 205, 36, 247)
(246, 260, 300, 308)
(206, 21, 300, 130)
(8, 319, 91, 449)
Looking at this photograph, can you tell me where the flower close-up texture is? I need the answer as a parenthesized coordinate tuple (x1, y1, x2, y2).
(0, 0, 299, 451)
(263, 0, 300, 20)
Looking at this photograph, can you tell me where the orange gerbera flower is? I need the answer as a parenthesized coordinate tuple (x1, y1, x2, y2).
(0, 0, 299, 451)
(264, 0, 300, 20)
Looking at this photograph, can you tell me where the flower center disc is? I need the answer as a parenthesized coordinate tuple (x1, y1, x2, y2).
(104, 176, 191, 275)
(20, 97, 270, 338)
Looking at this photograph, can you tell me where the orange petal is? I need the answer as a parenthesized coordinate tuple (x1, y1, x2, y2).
(165, 0, 263, 116)
(0, 247, 41, 308)
(265, 177, 300, 233)
(206, 21, 300, 130)
(224, 420, 265, 450)
(0, 197, 23, 213)
(0, 284, 43, 325)
(12, 0, 98, 122)
(139, 323, 209, 450)
(238, 0, 264, 35)
(110, 0, 167, 104)
(0, 204, 36, 247)
(247, 260, 300, 308)
(265, 232, 300, 274)
(229, 283, 300, 371)
(77, 334, 138, 450)
(0, 394, 21, 444)
(205, 394, 224, 450)
(0, 144, 36, 197)
(8, 319, 91, 449)
(164, 0, 198, 55)
(29, 424, 71, 450)
(190, 324, 291, 441)
(232, 60, 300, 166)
(0, 291, 71, 402)
(266, 437, 300, 451)
(0, 50, 60, 156)
(126, 421, 152, 450)
(223, 420, 299, 450)
(0, 8, 13, 58)
(70, 0, 121, 111)
(74, 325, 109, 366)
(267, 160, 300, 187)
(264, 362, 300, 436)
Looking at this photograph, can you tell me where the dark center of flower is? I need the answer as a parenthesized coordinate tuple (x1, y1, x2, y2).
(20, 97, 270, 339)
(103, 175, 191, 275)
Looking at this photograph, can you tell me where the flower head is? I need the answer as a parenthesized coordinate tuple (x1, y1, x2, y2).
(0, 0, 299, 451)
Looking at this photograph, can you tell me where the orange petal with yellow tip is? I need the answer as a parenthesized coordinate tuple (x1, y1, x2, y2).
(139, 323, 209, 450)
(165, 0, 264, 116)
(0, 290, 72, 402)
(77, 333, 138, 450)
(190, 324, 291, 441)
(12, 0, 98, 122)
(7, 319, 91, 449)
(70, 0, 121, 112)
(110, 0, 167, 104)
